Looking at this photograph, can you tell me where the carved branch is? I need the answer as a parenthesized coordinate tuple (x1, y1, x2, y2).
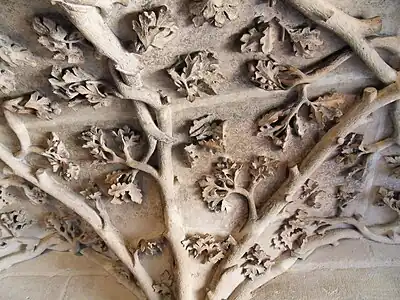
(57, 3, 185, 299)
(57, 5, 140, 75)
(109, 61, 162, 108)
(228, 228, 362, 300)
(3, 110, 31, 156)
(308, 216, 400, 244)
(0, 142, 158, 298)
(0, 234, 70, 272)
(134, 101, 174, 144)
(227, 255, 298, 300)
(58, 3, 171, 142)
(157, 106, 193, 300)
(207, 81, 400, 299)
(285, 0, 397, 84)
(281, 36, 400, 89)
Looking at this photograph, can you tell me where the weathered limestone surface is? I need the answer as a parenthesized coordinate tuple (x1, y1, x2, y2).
(1, 0, 400, 299)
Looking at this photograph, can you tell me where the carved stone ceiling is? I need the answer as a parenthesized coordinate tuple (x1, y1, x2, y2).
(0, 0, 400, 300)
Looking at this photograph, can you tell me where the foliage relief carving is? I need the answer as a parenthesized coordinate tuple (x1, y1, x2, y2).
(0, 1, 400, 300)
(33, 16, 86, 63)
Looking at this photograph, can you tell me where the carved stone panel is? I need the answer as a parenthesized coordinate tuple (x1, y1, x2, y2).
(0, 0, 400, 300)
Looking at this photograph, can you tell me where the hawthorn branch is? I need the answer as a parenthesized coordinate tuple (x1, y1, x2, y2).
(56, 3, 184, 299)
(0, 141, 158, 299)
(228, 254, 298, 300)
(2, 110, 31, 156)
(281, 36, 400, 88)
(0, 234, 70, 272)
(157, 106, 193, 300)
(235, 187, 257, 225)
(310, 216, 400, 244)
(58, 2, 171, 144)
(207, 82, 400, 299)
(285, 0, 397, 84)
(228, 228, 362, 300)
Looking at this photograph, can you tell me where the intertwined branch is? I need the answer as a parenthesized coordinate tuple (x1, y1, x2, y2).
(1, 1, 400, 300)
(205, 1, 400, 299)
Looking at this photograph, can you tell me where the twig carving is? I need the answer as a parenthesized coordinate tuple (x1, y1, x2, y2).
(1, 1, 400, 300)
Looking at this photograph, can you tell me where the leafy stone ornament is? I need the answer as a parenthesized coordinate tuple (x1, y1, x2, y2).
(284, 25, 324, 58)
(181, 233, 234, 264)
(0, 35, 36, 94)
(1, 1, 400, 300)
(190, 0, 240, 27)
(49, 66, 117, 108)
(257, 86, 348, 149)
(240, 17, 323, 58)
(42, 132, 80, 181)
(167, 50, 224, 101)
(184, 115, 226, 166)
(240, 17, 276, 54)
(33, 16, 85, 63)
(132, 6, 178, 53)
(3, 91, 61, 120)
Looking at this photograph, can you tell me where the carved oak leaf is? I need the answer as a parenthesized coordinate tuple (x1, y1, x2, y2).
(49, 66, 116, 108)
(377, 187, 400, 214)
(181, 233, 234, 264)
(240, 17, 276, 54)
(384, 155, 400, 178)
(241, 244, 274, 280)
(248, 59, 288, 91)
(132, 6, 178, 53)
(190, 0, 240, 28)
(105, 171, 143, 205)
(257, 101, 306, 149)
(336, 185, 359, 214)
(33, 16, 85, 64)
(42, 132, 80, 181)
(80, 181, 103, 203)
(153, 270, 173, 297)
(167, 50, 224, 101)
(4, 91, 61, 120)
(0, 210, 32, 233)
(0, 34, 36, 67)
(45, 212, 107, 254)
(112, 125, 141, 153)
(299, 179, 324, 209)
(249, 156, 280, 184)
(285, 26, 323, 58)
(198, 157, 243, 212)
(81, 126, 111, 163)
(309, 93, 346, 128)
(335, 133, 369, 179)
(186, 115, 226, 163)
(271, 210, 321, 251)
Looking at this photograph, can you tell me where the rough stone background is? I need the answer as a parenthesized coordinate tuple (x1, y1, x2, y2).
(1, 0, 400, 299)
